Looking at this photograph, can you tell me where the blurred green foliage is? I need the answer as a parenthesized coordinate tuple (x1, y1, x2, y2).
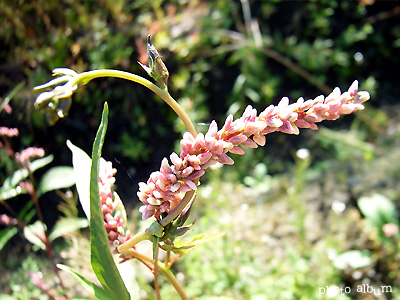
(1, 0, 400, 299)
(1, 0, 398, 173)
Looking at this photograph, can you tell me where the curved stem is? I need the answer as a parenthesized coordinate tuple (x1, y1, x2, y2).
(118, 228, 152, 253)
(70, 70, 197, 137)
(124, 249, 188, 300)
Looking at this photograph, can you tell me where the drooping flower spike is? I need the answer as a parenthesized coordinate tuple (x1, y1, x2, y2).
(137, 81, 370, 220)
(98, 158, 132, 261)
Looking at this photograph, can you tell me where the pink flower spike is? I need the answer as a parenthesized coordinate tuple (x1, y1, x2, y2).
(0, 127, 19, 137)
(15, 147, 45, 163)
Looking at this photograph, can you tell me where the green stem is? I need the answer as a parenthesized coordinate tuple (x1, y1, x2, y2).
(70, 69, 197, 137)
(118, 228, 152, 253)
(153, 239, 162, 300)
(158, 265, 188, 300)
(124, 249, 188, 300)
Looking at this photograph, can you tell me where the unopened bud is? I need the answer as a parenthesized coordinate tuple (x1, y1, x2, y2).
(139, 35, 169, 90)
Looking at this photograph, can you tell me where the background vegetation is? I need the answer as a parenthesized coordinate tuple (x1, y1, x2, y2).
(0, 0, 399, 299)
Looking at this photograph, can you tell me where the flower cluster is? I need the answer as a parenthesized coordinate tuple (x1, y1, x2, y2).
(99, 159, 132, 259)
(137, 81, 370, 220)
(15, 147, 45, 164)
(0, 126, 19, 137)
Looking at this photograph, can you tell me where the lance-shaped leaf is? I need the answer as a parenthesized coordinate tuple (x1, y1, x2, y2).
(37, 166, 76, 197)
(67, 140, 92, 219)
(161, 232, 225, 255)
(89, 102, 130, 300)
(57, 264, 113, 300)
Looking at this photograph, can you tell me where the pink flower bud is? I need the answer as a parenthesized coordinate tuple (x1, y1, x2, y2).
(252, 134, 266, 146)
(187, 170, 205, 180)
(229, 146, 246, 155)
(242, 138, 258, 148)
(348, 80, 358, 97)
(216, 153, 234, 165)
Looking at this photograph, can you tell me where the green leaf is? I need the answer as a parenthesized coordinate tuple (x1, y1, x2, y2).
(333, 250, 372, 270)
(162, 232, 225, 255)
(150, 221, 164, 238)
(0, 227, 19, 251)
(23, 220, 46, 251)
(37, 166, 76, 196)
(89, 102, 130, 300)
(0, 155, 54, 201)
(57, 264, 113, 300)
(67, 140, 92, 219)
(48, 217, 89, 242)
(358, 194, 399, 229)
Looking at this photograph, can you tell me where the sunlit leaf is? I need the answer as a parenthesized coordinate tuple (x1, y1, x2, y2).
(48, 217, 89, 242)
(67, 140, 92, 219)
(23, 220, 46, 251)
(37, 166, 76, 196)
(57, 264, 113, 300)
(162, 232, 225, 255)
(358, 194, 399, 229)
(89, 102, 130, 300)
(333, 250, 372, 270)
